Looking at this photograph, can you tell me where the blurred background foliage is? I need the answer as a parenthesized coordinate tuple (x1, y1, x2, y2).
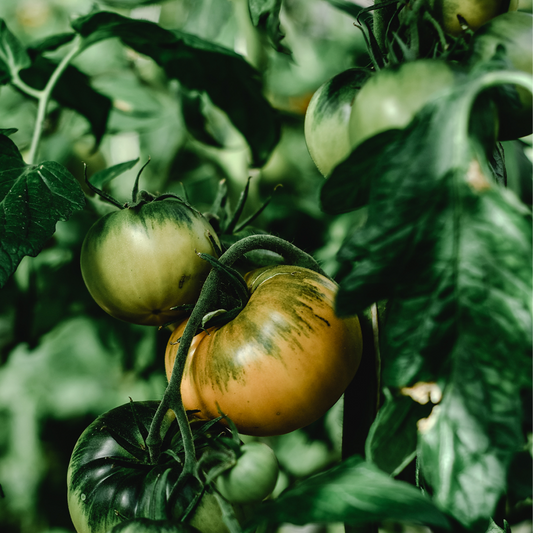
(0, 0, 531, 531)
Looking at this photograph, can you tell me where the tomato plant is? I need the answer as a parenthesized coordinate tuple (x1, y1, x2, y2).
(80, 195, 220, 326)
(165, 264, 363, 436)
(215, 442, 279, 504)
(348, 60, 459, 149)
(304, 68, 369, 177)
(430, 0, 518, 36)
(66, 401, 252, 533)
(469, 11, 533, 139)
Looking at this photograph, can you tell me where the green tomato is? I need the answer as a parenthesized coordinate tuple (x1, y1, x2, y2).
(470, 11, 532, 140)
(67, 401, 250, 533)
(348, 60, 458, 149)
(304, 69, 369, 177)
(215, 442, 279, 504)
(80, 196, 220, 326)
(429, 0, 518, 36)
(109, 518, 198, 533)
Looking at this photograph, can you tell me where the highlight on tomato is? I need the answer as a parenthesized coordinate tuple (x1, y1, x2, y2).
(348, 60, 459, 150)
(165, 264, 363, 436)
(80, 195, 220, 326)
(304, 68, 369, 177)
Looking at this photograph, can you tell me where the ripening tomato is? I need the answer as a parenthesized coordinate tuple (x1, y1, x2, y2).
(348, 60, 458, 150)
(165, 265, 363, 436)
(304, 68, 369, 177)
(80, 197, 220, 326)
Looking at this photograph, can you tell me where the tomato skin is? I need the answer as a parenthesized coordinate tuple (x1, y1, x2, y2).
(80, 197, 220, 326)
(165, 265, 363, 436)
(66, 401, 251, 533)
(215, 442, 279, 504)
(470, 11, 533, 140)
(304, 69, 369, 177)
(348, 60, 458, 150)
(431, 0, 516, 36)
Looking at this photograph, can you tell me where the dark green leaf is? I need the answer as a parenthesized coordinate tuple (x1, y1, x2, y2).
(27, 32, 76, 55)
(0, 129, 17, 137)
(19, 56, 111, 147)
(248, 0, 290, 55)
(71, 11, 280, 166)
(181, 91, 224, 148)
(0, 20, 31, 84)
(0, 134, 86, 288)
(365, 389, 433, 476)
(325, 0, 365, 18)
(320, 129, 403, 214)
(89, 158, 140, 189)
(248, 455, 450, 529)
(327, 72, 532, 529)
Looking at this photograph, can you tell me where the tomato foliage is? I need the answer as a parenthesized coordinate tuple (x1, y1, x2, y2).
(0, 1, 531, 533)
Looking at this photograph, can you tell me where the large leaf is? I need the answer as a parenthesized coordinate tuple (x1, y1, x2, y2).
(71, 11, 280, 167)
(18, 56, 111, 147)
(0, 19, 31, 84)
(321, 71, 532, 529)
(247, 455, 451, 529)
(0, 134, 86, 287)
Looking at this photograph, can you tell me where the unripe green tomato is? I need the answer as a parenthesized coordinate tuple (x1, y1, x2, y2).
(304, 69, 369, 177)
(80, 197, 220, 326)
(348, 60, 457, 149)
(215, 442, 279, 504)
(470, 11, 532, 139)
(430, 0, 518, 36)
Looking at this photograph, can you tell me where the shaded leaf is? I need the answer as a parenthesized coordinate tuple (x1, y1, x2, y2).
(71, 11, 280, 166)
(28, 32, 76, 55)
(325, 0, 365, 18)
(323, 71, 532, 529)
(0, 134, 86, 287)
(19, 56, 112, 147)
(247, 455, 450, 529)
(0, 20, 31, 84)
(181, 91, 224, 148)
(366, 389, 433, 476)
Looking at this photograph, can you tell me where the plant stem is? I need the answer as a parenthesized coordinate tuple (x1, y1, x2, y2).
(147, 234, 329, 476)
(12, 34, 83, 165)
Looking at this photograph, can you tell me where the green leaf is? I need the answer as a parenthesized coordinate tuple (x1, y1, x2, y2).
(247, 455, 450, 529)
(0, 20, 31, 84)
(324, 71, 532, 529)
(325, 0, 365, 18)
(248, 0, 290, 55)
(365, 389, 433, 476)
(181, 91, 224, 148)
(28, 32, 76, 55)
(0, 134, 86, 288)
(19, 56, 111, 147)
(71, 11, 280, 167)
(89, 158, 140, 189)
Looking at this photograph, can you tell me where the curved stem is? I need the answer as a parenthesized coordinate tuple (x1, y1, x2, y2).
(147, 234, 328, 479)
(13, 34, 83, 164)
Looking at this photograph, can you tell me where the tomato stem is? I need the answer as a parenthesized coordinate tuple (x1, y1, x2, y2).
(147, 234, 329, 479)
